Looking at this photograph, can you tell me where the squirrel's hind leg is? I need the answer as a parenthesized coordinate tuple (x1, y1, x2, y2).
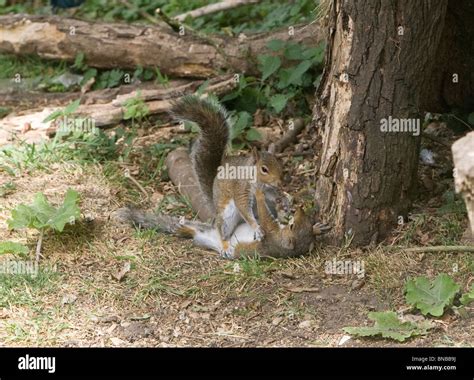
(217, 199, 242, 240)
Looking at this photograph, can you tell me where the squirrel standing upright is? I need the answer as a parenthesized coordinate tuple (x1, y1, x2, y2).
(170, 95, 283, 240)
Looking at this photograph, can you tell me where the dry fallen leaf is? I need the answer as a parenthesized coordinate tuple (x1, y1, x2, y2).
(113, 262, 131, 282)
(338, 335, 352, 346)
(110, 337, 126, 346)
(272, 316, 283, 326)
(61, 294, 77, 305)
(298, 320, 313, 329)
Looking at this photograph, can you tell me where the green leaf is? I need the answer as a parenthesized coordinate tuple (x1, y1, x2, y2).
(42, 99, 81, 123)
(285, 60, 313, 86)
(195, 80, 210, 96)
(63, 99, 81, 115)
(0, 241, 29, 256)
(284, 43, 305, 60)
(405, 274, 460, 317)
(47, 189, 81, 232)
(8, 203, 42, 230)
(230, 111, 252, 140)
(302, 42, 326, 63)
(42, 109, 65, 123)
(7, 189, 81, 233)
(258, 55, 281, 81)
(81, 68, 97, 86)
(460, 284, 474, 306)
(246, 128, 262, 142)
(72, 52, 86, 71)
(269, 93, 292, 113)
(266, 39, 286, 52)
(107, 69, 124, 88)
(343, 311, 434, 342)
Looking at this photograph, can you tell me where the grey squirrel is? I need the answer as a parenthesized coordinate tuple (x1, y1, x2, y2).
(116, 184, 330, 259)
(170, 95, 283, 240)
(115, 95, 330, 258)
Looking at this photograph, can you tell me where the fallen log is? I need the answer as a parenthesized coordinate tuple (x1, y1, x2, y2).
(0, 14, 322, 78)
(0, 75, 236, 145)
(0, 79, 193, 109)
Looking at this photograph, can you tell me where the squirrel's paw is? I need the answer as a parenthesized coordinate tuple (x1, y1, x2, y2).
(313, 222, 331, 235)
(220, 248, 235, 259)
(220, 241, 234, 259)
(253, 226, 265, 241)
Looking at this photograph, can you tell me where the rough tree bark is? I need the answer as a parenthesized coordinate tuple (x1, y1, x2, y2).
(422, 0, 474, 112)
(313, 1, 450, 246)
(0, 14, 321, 78)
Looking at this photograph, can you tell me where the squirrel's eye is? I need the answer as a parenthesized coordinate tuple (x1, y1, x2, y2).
(260, 165, 269, 175)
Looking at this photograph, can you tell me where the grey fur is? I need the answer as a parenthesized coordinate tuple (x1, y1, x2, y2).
(170, 95, 229, 209)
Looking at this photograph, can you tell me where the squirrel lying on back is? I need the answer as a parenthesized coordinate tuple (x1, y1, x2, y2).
(116, 184, 330, 258)
(115, 95, 330, 258)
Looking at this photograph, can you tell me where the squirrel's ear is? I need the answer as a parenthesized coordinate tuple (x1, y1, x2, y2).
(251, 146, 260, 160)
(267, 143, 276, 154)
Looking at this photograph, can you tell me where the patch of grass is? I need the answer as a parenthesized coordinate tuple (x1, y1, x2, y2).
(0, 131, 119, 173)
(132, 271, 185, 303)
(396, 214, 465, 247)
(0, 268, 60, 308)
(0, 54, 66, 82)
(233, 256, 273, 279)
(155, 194, 195, 217)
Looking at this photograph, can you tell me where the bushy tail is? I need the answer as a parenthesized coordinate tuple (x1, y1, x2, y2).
(170, 95, 229, 206)
(113, 207, 212, 239)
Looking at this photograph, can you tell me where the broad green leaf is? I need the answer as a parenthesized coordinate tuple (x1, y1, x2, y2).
(7, 189, 81, 232)
(460, 284, 474, 306)
(47, 189, 81, 232)
(230, 111, 252, 140)
(285, 60, 313, 86)
(246, 128, 262, 142)
(284, 43, 305, 60)
(405, 273, 460, 317)
(258, 55, 281, 81)
(343, 311, 434, 342)
(270, 93, 292, 113)
(8, 203, 42, 230)
(107, 69, 124, 88)
(0, 241, 28, 256)
(266, 39, 286, 52)
(302, 42, 326, 63)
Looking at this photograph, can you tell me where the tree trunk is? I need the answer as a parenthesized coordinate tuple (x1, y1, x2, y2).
(313, 1, 449, 246)
(0, 14, 321, 78)
(422, 0, 474, 112)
